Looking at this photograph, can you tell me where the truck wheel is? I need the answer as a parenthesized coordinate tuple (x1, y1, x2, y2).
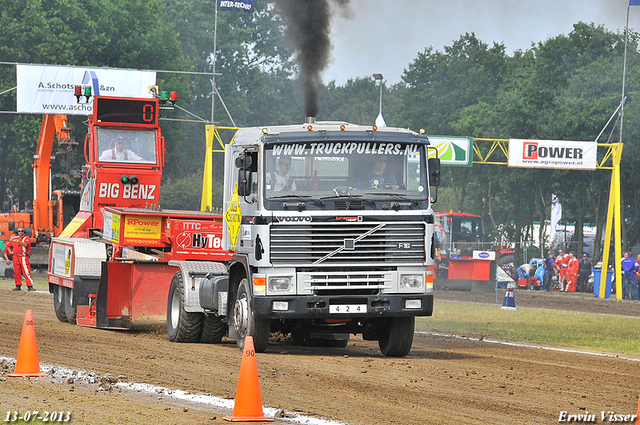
(167, 272, 202, 342)
(200, 313, 226, 343)
(233, 278, 270, 352)
(64, 287, 77, 325)
(378, 317, 415, 357)
(53, 285, 67, 322)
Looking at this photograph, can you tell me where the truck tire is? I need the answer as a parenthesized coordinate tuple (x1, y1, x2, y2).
(233, 278, 270, 352)
(53, 285, 67, 323)
(378, 317, 415, 357)
(64, 287, 77, 325)
(199, 313, 226, 343)
(167, 271, 202, 342)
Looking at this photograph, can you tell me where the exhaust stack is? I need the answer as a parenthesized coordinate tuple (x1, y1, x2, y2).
(305, 117, 316, 124)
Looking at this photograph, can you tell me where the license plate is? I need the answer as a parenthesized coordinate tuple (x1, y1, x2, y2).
(329, 304, 367, 314)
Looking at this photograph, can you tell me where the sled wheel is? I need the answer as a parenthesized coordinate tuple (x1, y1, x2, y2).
(64, 287, 77, 325)
(53, 285, 67, 322)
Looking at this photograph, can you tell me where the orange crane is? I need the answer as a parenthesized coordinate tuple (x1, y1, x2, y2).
(32, 114, 76, 239)
(0, 114, 79, 265)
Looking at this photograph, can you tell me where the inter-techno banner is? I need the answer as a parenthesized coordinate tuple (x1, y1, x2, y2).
(217, 0, 254, 12)
(16, 64, 156, 115)
(508, 139, 597, 170)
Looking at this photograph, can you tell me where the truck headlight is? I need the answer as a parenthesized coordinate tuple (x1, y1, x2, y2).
(401, 274, 424, 290)
(269, 277, 291, 292)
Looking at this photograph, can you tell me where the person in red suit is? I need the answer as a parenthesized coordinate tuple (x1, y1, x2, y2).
(4, 227, 34, 291)
(555, 249, 570, 291)
(565, 252, 579, 292)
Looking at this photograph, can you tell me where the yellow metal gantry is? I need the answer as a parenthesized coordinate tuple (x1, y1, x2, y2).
(472, 139, 623, 299)
(201, 125, 239, 212)
(200, 131, 624, 299)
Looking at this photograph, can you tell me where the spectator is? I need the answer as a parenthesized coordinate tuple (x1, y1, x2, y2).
(620, 251, 638, 300)
(543, 251, 555, 292)
(634, 254, 640, 300)
(578, 254, 592, 293)
(565, 252, 579, 292)
(4, 227, 34, 291)
(451, 248, 462, 259)
(516, 263, 536, 280)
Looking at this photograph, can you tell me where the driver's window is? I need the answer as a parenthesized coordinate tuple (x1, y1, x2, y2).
(460, 220, 473, 235)
(96, 128, 157, 164)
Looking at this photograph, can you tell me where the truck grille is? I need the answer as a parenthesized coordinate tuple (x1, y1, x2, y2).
(270, 222, 426, 265)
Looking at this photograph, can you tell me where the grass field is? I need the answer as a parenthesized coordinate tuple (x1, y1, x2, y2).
(417, 300, 640, 357)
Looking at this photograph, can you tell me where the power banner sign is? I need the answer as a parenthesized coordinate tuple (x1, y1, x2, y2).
(508, 139, 597, 170)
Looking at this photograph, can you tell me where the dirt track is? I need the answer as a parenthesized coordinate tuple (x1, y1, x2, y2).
(1, 284, 640, 425)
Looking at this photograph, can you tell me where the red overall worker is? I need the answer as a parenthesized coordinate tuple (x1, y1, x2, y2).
(4, 227, 34, 291)
(565, 252, 579, 292)
(555, 249, 570, 291)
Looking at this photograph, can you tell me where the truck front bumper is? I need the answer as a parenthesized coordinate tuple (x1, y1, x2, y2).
(253, 293, 433, 320)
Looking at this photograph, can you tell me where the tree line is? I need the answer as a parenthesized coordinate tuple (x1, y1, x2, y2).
(1, 0, 639, 263)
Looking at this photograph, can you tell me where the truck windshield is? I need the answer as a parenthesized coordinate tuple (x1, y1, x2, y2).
(96, 128, 157, 164)
(264, 141, 428, 202)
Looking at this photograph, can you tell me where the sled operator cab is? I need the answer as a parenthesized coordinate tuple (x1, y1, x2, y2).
(434, 211, 497, 291)
(79, 96, 164, 232)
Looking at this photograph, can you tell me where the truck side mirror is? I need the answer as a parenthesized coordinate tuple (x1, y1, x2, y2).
(235, 153, 253, 197)
(428, 157, 441, 187)
(238, 169, 252, 196)
(235, 155, 252, 168)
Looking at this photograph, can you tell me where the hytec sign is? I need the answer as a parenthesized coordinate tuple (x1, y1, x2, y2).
(508, 139, 597, 170)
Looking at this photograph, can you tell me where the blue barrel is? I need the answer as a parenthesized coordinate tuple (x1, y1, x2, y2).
(593, 268, 613, 298)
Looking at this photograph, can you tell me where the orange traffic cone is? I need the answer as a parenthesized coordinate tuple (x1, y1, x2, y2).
(7, 310, 47, 377)
(223, 336, 273, 422)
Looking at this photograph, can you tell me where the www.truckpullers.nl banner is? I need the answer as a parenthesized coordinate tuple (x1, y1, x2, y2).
(16, 64, 156, 115)
(508, 139, 597, 170)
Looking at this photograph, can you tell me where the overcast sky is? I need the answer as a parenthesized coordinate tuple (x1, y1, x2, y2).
(324, 0, 637, 85)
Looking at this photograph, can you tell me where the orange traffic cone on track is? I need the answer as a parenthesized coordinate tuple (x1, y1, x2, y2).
(223, 337, 273, 422)
(7, 310, 47, 377)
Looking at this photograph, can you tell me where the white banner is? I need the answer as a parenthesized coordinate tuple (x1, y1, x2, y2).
(508, 139, 597, 170)
(16, 64, 156, 115)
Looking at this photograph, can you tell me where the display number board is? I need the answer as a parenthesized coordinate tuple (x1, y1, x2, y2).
(95, 97, 158, 126)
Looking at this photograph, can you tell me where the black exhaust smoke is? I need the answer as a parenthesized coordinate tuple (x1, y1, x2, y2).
(274, 0, 351, 118)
